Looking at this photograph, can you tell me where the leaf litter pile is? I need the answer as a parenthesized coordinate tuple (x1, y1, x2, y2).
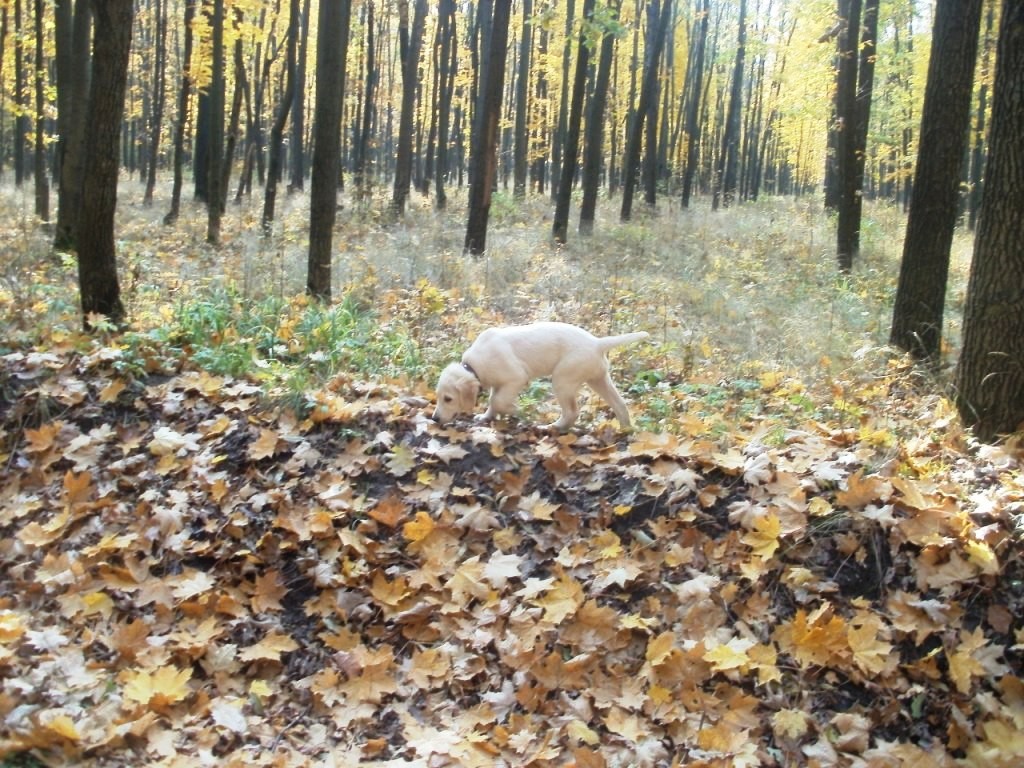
(1, 342, 1023, 767)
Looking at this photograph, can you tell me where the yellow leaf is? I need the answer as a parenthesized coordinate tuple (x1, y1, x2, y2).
(99, 378, 127, 403)
(123, 665, 192, 708)
(964, 539, 999, 576)
(703, 636, 755, 672)
(742, 513, 781, 560)
(44, 714, 81, 742)
(772, 709, 810, 740)
(403, 510, 435, 542)
(645, 631, 677, 666)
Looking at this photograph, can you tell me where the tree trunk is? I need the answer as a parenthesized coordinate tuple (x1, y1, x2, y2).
(579, 0, 622, 235)
(164, 0, 195, 224)
(955, 0, 1024, 442)
(143, 0, 167, 206)
(206, 0, 225, 245)
(711, 0, 745, 211)
(836, 0, 879, 269)
(29, 0, 46, 220)
(14, 0, 28, 187)
(512, 0, 532, 198)
(288, 0, 310, 192)
(681, 0, 709, 209)
(550, 0, 575, 202)
(307, 0, 351, 300)
(353, 0, 377, 197)
(434, 0, 457, 209)
(262, 0, 298, 235)
(77, 0, 133, 328)
(889, 0, 982, 361)
(391, 0, 427, 215)
(464, 0, 512, 255)
(621, 0, 674, 221)
(968, 2, 995, 231)
(551, 0, 596, 243)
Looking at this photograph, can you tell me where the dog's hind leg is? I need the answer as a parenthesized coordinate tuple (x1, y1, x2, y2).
(588, 372, 632, 428)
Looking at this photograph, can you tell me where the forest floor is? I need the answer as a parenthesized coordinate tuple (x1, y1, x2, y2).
(1, 183, 1022, 766)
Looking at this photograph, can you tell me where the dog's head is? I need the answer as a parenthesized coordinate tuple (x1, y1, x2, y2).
(432, 363, 480, 422)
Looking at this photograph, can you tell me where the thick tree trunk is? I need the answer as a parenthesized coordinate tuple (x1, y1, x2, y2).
(889, 0, 982, 361)
(77, 0, 133, 328)
(306, 0, 351, 300)
(955, 0, 1024, 442)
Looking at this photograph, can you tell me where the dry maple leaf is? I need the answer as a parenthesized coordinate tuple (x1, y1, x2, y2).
(248, 427, 281, 460)
(742, 512, 782, 560)
(122, 664, 192, 710)
(250, 569, 288, 613)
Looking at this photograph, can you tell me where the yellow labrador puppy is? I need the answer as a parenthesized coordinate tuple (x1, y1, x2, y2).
(433, 322, 648, 430)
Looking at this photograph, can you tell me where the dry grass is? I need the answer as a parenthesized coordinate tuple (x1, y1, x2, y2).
(1, 178, 975, 403)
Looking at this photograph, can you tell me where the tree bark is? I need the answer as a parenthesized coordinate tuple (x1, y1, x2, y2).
(262, 0, 298, 235)
(955, 0, 1024, 442)
(143, 0, 167, 206)
(434, 0, 457, 209)
(681, 0, 709, 209)
(288, 0, 310, 192)
(512, 0, 532, 198)
(711, 0, 746, 211)
(391, 0, 428, 215)
(550, 0, 575, 202)
(552, 0, 596, 243)
(307, 0, 351, 300)
(889, 0, 982, 361)
(464, 0, 512, 255)
(621, 0, 674, 220)
(32, 0, 48, 221)
(579, 0, 622, 235)
(968, 2, 995, 231)
(164, 0, 195, 224)
(77, 0, 133, 328)
(206, 0, 225, 245)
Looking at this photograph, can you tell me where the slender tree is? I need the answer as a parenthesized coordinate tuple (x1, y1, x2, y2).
(711, 0, 746, 211)
(955, 0, 1024, 442)
(681, 0, 709, 209)
(391, 0, 428, 215)
(77, 0, 133, 328)
(288, 0, 310, 192)
(552, 0, 596, 242)
(512, 0, 532, 198)
(307, 0, 351, 299)
(968, 1, 995, 231)
(262, 0, 298, 234)
(353, 0, 378, 198)
(143, 0, 167, 206)
(434, 0, 457, 209)
(207, 0, 225, 245)
(579, 0, 622, 235)
(621, 0, 674, 220)
(464, 0, 512, 255)
(164, 0, 195, 225)
(550, 0, 576, 202)
(32, 0, 47, 221)
(889, 0, 982, 361)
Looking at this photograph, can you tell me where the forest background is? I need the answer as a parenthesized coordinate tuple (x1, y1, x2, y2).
(1, 0, 1024, 766)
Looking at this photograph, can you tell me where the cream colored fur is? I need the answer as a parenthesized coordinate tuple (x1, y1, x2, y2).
(433, 322, 648, 430)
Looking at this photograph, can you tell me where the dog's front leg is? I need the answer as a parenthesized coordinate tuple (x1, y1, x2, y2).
(478, 383, 523, 422)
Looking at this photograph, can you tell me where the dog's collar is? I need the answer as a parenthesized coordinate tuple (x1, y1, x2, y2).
(461, 361, 479, 380)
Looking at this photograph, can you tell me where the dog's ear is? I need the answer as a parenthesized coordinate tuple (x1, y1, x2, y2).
(457, 375, 480, 411)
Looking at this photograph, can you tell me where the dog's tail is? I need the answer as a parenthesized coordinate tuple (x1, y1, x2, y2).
(597, 331, 650, 353)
